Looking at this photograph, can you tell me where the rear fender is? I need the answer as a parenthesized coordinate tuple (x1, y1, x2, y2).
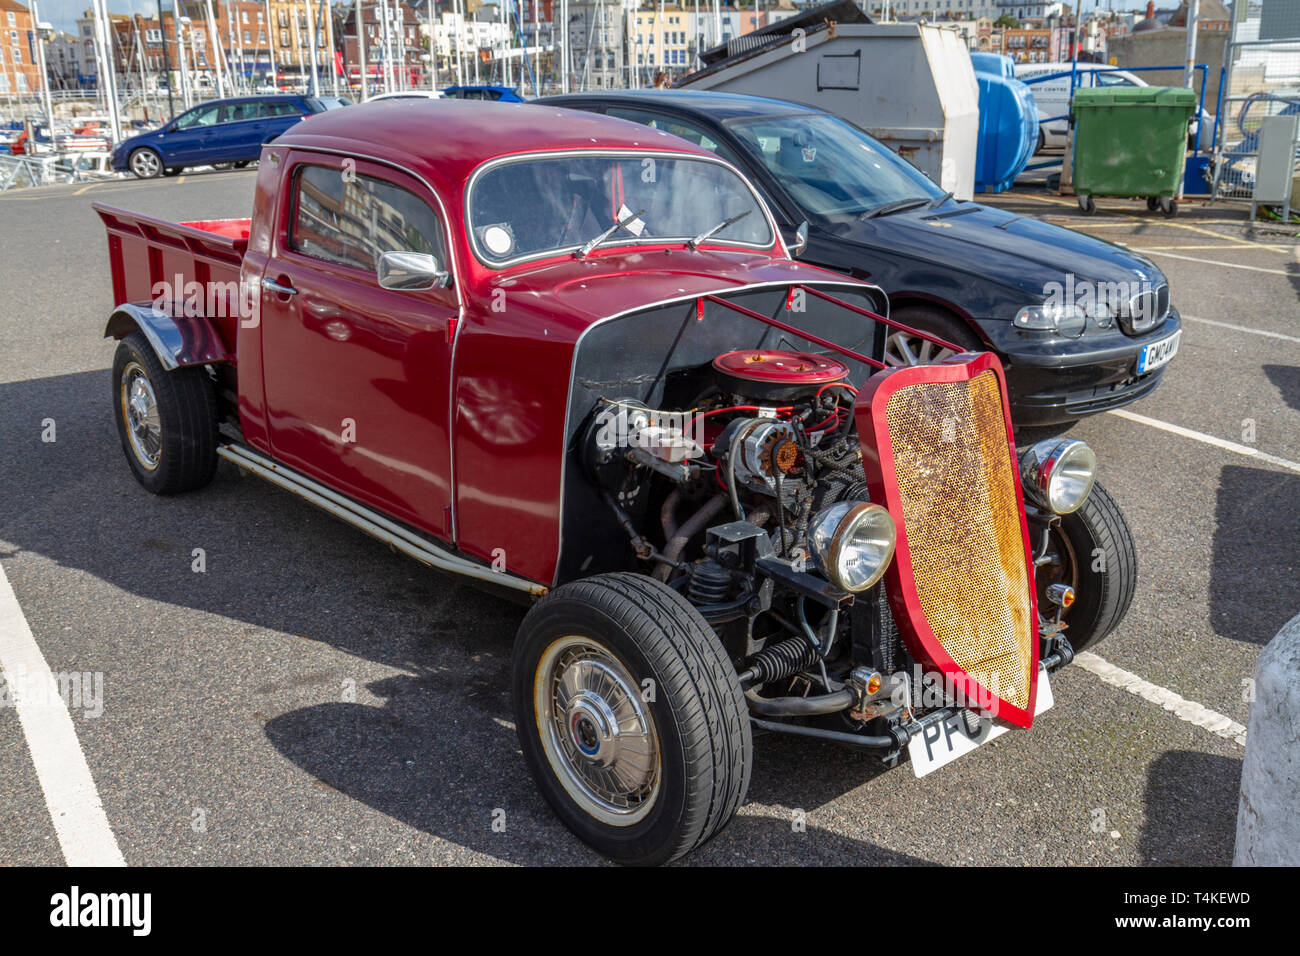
(104, 303, 233, 370)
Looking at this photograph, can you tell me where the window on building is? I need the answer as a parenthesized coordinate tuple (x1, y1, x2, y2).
(6, 12, 15, 27)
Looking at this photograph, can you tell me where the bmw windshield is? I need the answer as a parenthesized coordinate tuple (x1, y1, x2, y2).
(727, 113, 946, 221)
(467, 152, 774, 266)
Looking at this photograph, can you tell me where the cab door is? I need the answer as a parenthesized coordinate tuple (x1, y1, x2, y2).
(258, 153, 459, 540)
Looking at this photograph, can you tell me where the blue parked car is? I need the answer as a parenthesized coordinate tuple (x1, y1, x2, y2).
(440, 85, 525, 102)
(112, 95, 329, 179)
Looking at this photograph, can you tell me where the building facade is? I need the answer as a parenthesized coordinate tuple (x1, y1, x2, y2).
(1, 0, 42, 95)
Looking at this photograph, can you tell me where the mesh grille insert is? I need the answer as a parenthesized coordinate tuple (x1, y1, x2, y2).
(884, 369, 1034, 713)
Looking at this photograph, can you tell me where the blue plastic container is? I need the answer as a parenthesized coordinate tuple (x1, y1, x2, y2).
(970, 52, 1015, 79)
(972, 68, 1039, 193)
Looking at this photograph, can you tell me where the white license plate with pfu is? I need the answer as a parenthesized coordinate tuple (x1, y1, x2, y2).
(907, 667, 1054, 778)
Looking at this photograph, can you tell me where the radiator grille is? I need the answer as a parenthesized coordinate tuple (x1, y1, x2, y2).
(883, 369, 1034, 713)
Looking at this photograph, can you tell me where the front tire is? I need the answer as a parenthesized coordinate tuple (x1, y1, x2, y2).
(883, 305, 982, 368)
(512, 572, 751, 865)
(1037, 481, 1137, 653)
(128, 147, 162, 179)
(112, 332, 219, 495)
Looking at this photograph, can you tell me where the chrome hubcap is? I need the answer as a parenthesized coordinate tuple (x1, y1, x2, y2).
(536, 637, 660, 826)
(132, 151, 159, 176)
(883, 330, 958, 368)
(121, 362, 161, 470)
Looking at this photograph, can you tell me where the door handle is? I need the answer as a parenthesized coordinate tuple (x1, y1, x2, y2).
(262, 276, 298, 297)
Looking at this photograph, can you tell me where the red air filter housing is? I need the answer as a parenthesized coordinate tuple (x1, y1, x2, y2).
(712, 349, 850, 401)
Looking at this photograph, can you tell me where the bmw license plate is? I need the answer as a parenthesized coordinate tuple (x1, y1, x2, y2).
(1136, 330, 1182, 374)
(907, 667, 1054, 778)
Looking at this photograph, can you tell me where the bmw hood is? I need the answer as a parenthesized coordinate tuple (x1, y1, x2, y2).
(849, 201, 1165, 298)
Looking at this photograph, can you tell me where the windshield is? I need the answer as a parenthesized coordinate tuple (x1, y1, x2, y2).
(728, 113, 944, 220)
(468, 153, 773, 265)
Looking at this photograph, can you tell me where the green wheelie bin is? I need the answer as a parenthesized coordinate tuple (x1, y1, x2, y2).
(1071, 85, 1197, 217)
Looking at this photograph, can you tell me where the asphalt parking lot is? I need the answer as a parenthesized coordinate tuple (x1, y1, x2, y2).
(0, 169, 1296, 866)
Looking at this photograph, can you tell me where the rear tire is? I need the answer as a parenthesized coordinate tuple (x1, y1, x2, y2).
(112, 332, 218, 495)
(1038, 481, 1137, 653)
(512, 572, 751, 865)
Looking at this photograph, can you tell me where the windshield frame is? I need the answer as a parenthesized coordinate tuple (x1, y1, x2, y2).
(464, 148, 781, 270)
(722, 111, 946, 222)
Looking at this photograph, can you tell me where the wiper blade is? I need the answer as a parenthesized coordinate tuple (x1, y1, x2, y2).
(927, 191, 954, 209)
(575, 208, 646, 259)
(860, 197, 931, 220)
(687, 209, 751, 250)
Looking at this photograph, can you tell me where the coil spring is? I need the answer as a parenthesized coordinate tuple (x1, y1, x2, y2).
(688, 560, 732, 604)
(744, 635, 820, 684)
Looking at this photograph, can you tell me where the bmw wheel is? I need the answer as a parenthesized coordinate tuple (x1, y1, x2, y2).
(883, 305, 981, 369)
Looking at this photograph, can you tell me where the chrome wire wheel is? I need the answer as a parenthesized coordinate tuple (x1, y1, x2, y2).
(535, 636, 660, 827)
(130, 149, 160, 178)
(120, 361, 162, 470)
(883, 330, 958, 368)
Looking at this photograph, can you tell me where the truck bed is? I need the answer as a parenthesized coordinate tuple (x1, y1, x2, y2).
(94, 203, 250, 356)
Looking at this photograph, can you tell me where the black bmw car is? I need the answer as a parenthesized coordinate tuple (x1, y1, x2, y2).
(542, 90, 1182, 428)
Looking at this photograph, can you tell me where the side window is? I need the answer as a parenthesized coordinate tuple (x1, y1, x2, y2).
(219, 100, 260, 123)
(289, 164, 447, 275)
(174, 104, 221, 129)
(262, 100, 304, 117)
(605, 107, 744, 167)
(1096, 72, 1136, 87)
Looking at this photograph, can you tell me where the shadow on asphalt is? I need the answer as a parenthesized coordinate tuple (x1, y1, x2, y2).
(1138, 750, 1240, 865)
(0, 369, 925, 864)
(1264, 363, 1300, 412)
(1209, 463, 1300, 646)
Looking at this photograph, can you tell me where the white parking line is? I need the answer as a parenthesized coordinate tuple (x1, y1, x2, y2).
(1182, 314, 1300, 345)
(1075, 652, 1248, 746)
(0, 561, 126, 866)
(1132, 248, 1297, 276)
(1108, 409, 1300, 475)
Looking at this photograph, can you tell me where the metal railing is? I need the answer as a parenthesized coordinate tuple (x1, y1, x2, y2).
(1210, 8, 1300, 206)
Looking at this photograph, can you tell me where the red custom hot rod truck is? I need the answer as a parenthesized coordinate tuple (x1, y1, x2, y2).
(96, 100, 1137, 865)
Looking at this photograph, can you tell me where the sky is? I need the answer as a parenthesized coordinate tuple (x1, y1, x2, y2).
(30, 0, 1165, 38)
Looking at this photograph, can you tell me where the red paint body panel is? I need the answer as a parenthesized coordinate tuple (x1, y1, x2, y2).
(855, 353, 1041, 729)
(94, 204, 246, 360)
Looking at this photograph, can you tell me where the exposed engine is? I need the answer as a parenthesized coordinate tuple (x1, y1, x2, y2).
(582, 348, 910, 749)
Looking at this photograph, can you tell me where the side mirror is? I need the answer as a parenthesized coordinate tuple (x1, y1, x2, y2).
(786, 221, 809, 258)
(377, 251, 449, 291)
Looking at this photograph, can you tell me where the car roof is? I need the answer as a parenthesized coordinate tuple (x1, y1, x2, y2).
(274, 98, 718, 193)
(540, 89, 824, 122)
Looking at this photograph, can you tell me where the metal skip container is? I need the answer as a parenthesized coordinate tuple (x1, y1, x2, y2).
(1071, 85, 1197, 217)
(678, 21, 981, 201)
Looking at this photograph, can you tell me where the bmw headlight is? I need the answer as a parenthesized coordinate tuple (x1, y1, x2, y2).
(1018, 438, 1097, 515)
(807, 502, 897, 593)
(1013, 301, 1113, 338)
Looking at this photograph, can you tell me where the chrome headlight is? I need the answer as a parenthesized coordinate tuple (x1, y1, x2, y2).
(807, 502, 897, 593)
(1018, 438, 1097, 515)
(1013, 301, 1112, 338)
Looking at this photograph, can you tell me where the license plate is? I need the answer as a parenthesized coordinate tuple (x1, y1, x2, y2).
(907, 667, 1055, 778)
(1137, 330, 1182, 374)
